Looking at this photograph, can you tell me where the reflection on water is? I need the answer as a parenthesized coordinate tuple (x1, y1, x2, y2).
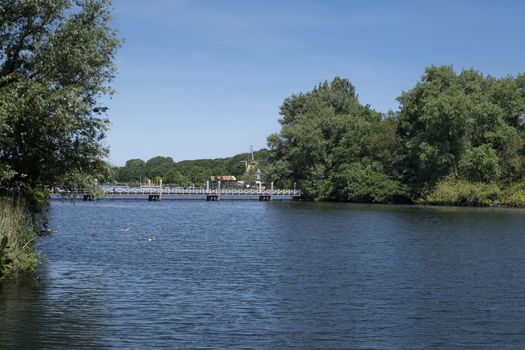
(2, 201, 525, 348)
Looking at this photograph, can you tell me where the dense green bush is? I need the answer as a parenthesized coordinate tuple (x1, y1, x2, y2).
(329, 162, 407, 203)
(424, 177, 501, 206)
(499, 181, 525, 207)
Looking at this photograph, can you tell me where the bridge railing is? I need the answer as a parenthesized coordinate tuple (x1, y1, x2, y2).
(50, 187, 302, 197)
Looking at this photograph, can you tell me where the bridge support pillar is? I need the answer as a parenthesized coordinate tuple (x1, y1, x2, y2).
(148, 194, 161, 201)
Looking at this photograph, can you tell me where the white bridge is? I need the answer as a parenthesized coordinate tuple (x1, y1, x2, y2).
(51, 184, 301, 201)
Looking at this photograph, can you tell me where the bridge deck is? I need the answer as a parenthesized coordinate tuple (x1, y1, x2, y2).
(50, 188, 301, 200)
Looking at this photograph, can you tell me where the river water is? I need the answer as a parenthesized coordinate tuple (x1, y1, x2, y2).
(1, 200, 525, 349)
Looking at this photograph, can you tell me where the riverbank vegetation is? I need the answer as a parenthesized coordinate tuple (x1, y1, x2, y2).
(0, 199, 40, 279)
(265, 67, 525, 206)
(0, 0, 120, 278)
(112, 149, 270, 186)
(114, 66, 525, 207)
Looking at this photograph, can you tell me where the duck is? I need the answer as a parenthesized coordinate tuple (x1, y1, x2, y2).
(40, 223, 56, 235)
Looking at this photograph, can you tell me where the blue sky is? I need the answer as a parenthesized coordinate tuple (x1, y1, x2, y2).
(106, 0, 525, 165)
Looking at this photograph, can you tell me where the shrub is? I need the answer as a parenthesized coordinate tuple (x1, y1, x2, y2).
(0, 198, 40, 279)
(329, 162, 408, 203)
(424, 176, 501, 206)
(500, 181, 525, 207)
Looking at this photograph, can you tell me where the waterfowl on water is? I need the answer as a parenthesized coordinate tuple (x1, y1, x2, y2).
(40, 223, 56, 235)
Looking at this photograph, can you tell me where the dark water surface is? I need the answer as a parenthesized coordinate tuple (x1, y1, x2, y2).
(2, 201, 525, 349)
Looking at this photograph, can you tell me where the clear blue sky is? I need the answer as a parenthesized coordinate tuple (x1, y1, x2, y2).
(106, 0, 525, 166)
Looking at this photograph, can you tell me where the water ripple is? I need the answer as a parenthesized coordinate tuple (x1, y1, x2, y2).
(1, 201, 525, 349)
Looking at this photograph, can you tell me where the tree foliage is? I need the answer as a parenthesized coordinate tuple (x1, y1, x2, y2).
(112, 150, 270, 186)
(266, 77, 405, 202)
(0, 0, 120, 203)
(397, 65, 525, 191)
(266, 69, 525, 205)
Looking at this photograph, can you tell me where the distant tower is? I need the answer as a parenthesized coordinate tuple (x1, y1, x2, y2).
(242, 145, 257, 173)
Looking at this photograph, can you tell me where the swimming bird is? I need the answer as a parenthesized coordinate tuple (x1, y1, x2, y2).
(40, 223, 56, 235)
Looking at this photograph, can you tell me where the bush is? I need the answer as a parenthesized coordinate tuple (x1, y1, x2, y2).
(0, 198, 40, 279)
(500, 181, 525, 207)
(329, 162, 408, 203)
(424, 177, 501, 206)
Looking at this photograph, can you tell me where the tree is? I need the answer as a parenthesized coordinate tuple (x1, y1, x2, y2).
(397, 66, 525, 193)
(144, 156, 175, 179)
(267, 77, 405, 201)
(328, 162, 405, 203)
(118, 159, 146, 183)
(0, 0, 120, 203)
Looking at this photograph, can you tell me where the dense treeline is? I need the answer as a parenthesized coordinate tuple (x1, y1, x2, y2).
(112, 149, 270, 185)
(266, 67, 525, 206)
(115, 66, 525, 206)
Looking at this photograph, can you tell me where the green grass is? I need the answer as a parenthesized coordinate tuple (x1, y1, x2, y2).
(0, 198, 40, 280)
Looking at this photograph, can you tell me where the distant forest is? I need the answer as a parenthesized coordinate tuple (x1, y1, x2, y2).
(114, 65, 525, 206)
(112, 149, 270, 186)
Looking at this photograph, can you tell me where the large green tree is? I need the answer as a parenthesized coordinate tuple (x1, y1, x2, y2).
(266, 77, 405, 201)
(397, 65, 525, 193)
(116, 159, 146, 183)
(0, 0, 120, 202)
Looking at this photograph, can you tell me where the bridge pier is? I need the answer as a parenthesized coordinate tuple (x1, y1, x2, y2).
(148, 194, 161, 201)
(206, 195, 220, 201)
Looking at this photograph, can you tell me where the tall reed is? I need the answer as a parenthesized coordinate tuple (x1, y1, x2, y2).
(0, 198, 40, 279)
